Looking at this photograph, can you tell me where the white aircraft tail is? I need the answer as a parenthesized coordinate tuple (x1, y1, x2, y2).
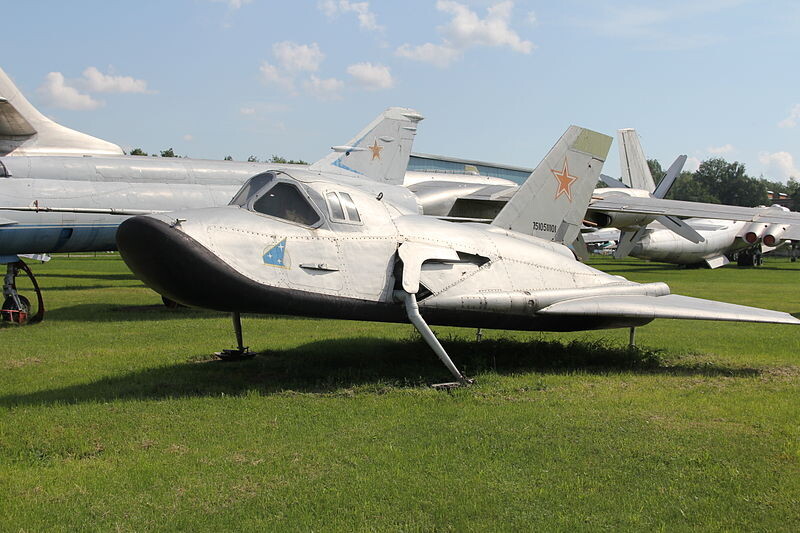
(310, 107, 423, 184)
(491, 126, 612, 244)
(618, 128, 656, 192)
(0, 67, 123, 156)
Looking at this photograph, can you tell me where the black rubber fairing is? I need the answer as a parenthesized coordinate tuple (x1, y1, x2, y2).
(115, 215, 405, 320)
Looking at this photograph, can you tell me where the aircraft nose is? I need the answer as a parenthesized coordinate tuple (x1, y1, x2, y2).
(117, 216, 200, 305)
(118, 215, 245, 310)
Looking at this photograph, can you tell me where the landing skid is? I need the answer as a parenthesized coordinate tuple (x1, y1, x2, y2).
(214, 311, 256, 361)
(403, 292, 474, 386)
(2, 260, 44, 325)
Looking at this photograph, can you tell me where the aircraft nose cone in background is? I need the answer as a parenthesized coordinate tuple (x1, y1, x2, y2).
(117, 215, 240, 311)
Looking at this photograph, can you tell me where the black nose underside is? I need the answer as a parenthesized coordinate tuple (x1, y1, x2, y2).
(117, 216, 245, 311)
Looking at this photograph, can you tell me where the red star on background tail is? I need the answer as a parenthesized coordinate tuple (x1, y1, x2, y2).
(551, 157, 578, 201)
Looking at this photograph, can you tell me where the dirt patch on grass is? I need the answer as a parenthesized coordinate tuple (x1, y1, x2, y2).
(5, 357, 43, 369)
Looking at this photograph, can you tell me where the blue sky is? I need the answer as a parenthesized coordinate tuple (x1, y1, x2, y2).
(4, 0, 800, 181)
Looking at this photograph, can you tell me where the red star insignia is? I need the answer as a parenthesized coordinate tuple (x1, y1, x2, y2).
(368, 140, 382, 160)
(551, 158, 578, 202)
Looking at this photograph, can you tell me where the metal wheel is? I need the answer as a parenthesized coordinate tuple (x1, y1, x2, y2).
(1, 295, 31, 324)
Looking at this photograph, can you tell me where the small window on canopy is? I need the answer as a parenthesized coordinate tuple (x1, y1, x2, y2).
(229, 172, 275, 207)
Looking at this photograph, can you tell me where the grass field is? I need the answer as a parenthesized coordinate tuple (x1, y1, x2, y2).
(1, 254, 798, 531)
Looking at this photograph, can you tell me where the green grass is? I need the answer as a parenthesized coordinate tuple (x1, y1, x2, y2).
(1, 254, 798, 531)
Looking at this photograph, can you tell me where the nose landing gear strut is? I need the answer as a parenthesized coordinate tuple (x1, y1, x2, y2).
(2, 260, 45, 325)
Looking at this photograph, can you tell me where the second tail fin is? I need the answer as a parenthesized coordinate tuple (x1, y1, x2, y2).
(618, 128, 655, 192)
(491, 126, 612, 245)
(310, 107, 423, 184)
(0, 67, 124, 156)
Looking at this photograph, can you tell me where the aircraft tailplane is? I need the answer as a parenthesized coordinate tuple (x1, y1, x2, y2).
(491, 126, 612, 245)
(0, 67, 123, 156)
(310, 107, 423, 184)
(618, 128, 656, 192)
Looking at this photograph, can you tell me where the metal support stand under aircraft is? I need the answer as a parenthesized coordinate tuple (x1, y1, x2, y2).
(1, 260, 44, 325)
(403, 292, 473, 386)
(629, 327, 636, 348)
(215, 312, 256, 361)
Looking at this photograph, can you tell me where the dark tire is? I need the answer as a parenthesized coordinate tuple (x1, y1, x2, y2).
(162, 296, 186, 309)
(1, 295, 31, 324)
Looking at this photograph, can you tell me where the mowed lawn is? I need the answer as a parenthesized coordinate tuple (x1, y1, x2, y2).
(1, 254, 798, 531)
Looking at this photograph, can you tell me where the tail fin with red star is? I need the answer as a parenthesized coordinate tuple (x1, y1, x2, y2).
(310, 107, 424, 185)
(490, 126, 612, 245)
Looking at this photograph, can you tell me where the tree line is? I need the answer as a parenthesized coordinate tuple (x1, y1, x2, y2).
(647, 158, 800, 211)
(127, 148, 307, 165)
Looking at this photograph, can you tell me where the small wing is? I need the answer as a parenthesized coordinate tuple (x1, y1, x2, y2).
(652, 155, 686, 199)
(310, 107, 423, 184)
(0, 215, 18, 226)
(1, 206, 166, 216)
(599, 174, 629, 189)
(537, 294, 799, 325)
(590, 195, 800, 225)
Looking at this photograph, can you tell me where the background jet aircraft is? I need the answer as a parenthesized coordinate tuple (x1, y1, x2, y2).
(627, 208, 798, 268)
(115, 126, 798, 385)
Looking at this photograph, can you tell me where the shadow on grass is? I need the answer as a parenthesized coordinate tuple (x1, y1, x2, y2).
(0, 337, 760, 407)
(36, 272, 138, 281)
(40, 304, 227, 322)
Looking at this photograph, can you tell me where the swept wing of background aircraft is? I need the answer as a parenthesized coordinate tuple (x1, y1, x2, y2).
(115, 126, 799, 385)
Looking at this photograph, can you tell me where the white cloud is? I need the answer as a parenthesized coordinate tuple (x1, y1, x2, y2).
(586, 1, 744, 51)
(778, 104, 800, 128)
(183, 134, 194, 141)
(759, 151, 800, 181)
(346, 62, 394, 90)
(273, 41, 324, 72)
(439, 1, 534, 53)
(318, 1, 382, 31)
(211, 0, 252, 9)
(396, 1, 534, 68)
(259, 61, 295, 93)
(81, 66, 151, 94)
(707, 144, 734, 154)
(239, 103, 290, 116)
(303, 75, 344, 100)
(396, 42, 463, 68)
(37, 72, 103, 110)
(526, 10, 537, 26)
(685, 156, 701, 172)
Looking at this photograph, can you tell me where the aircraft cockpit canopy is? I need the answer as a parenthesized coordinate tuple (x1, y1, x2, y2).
(230, 172, 321, 227)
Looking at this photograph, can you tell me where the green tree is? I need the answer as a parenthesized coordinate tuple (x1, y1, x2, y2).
(247, 155, 259, 162)
(647, 159, 665, 185)
(269, 155, 308, 165)
(224, 155, 233, 161)
(786, 178, 800, 211)
(160, 148, 177, 158)
(667, 171, 719, 203)
(694, 158, 767, 207)
(129, 148, 148, 156)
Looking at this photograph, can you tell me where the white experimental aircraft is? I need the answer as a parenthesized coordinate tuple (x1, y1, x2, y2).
(115, 125, 799, 385)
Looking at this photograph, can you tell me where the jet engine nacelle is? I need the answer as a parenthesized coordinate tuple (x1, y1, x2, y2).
(742, 222, 770, 244)
(762, 224, 788, 247)
(584, 210, 654, 230)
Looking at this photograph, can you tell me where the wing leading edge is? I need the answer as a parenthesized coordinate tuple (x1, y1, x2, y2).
(536, 294, 799, 325)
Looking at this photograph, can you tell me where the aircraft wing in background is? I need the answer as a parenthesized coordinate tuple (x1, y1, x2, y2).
(590, 196, 800, 225)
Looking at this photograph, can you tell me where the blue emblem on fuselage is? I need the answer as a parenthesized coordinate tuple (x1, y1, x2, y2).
(263, 238, 289, 268)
